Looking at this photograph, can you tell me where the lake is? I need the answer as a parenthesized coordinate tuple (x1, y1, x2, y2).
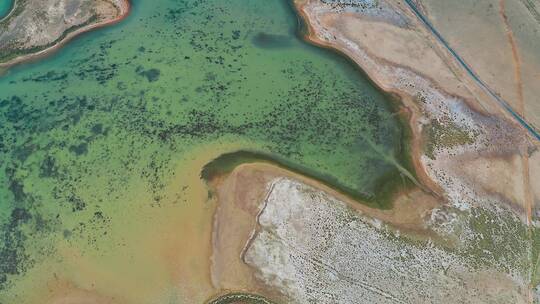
(0, 0, 410, 301)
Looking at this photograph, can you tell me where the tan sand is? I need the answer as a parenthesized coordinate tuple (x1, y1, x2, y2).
(419, 0, 540, 131)
(209, 162, 440, 301)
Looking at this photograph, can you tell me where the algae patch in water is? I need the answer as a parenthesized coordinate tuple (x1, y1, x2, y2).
(201, 150, 414, 208)
(0, 0, 411, 298)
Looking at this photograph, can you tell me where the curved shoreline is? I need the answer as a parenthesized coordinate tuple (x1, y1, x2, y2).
(0, 0, 131, 73)
(0, 0, 15, 21)
(208, 161, 439, 303)
(291, 0, 443, 200)
(293, 0, 538, 223)
(201, 150, 416, 209)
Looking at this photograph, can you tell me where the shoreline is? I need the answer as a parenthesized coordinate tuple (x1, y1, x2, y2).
(208, 161, 439, 302)
(292, 0, 537, 221)
(0, 0, 16, 22)
(0, 0, 131, 73)
(201, 149, 417, 210)
(292, 0, 443, 201)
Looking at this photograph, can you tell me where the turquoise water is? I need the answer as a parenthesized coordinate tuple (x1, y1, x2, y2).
(0, 0, 12, 19)
(0, 0, 410, 300)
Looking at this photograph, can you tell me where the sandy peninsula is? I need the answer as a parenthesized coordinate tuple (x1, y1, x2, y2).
(0, 0, 130, 71)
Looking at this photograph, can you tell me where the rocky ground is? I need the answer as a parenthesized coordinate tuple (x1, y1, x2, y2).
(245, 178, 529, 303)
(210, 163, 532, 303)
(0, 0, 129, 69)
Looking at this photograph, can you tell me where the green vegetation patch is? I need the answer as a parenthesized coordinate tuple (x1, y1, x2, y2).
(207, 292, 276, 304)
(530, 226, 540, 287)
(423, 119, 478, 159)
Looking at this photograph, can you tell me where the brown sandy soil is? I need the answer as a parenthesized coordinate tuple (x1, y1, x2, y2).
(529, 149, 540, 212)
(295, 0, 506, 118)
(209, 162, 440, 300)
(499, 0, 524, 114)
(455, 154, 525, 209)
(419, 0, 540, 131)
(498, 0, 534, 225)
(294, 0, 538, 220)
(208, 165, 284, 302)
(0, 0, 130, 72)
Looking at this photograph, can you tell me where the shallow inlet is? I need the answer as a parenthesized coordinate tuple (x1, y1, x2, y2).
(0, 0, 411, 301)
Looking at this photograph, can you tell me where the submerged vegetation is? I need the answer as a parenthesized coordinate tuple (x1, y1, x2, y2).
(0, 0, 413, 296)
(0, 0, 535, 302)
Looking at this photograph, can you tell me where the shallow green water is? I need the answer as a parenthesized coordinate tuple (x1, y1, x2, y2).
(0, 0, 409, 293)
(0, 0, 12, 19)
